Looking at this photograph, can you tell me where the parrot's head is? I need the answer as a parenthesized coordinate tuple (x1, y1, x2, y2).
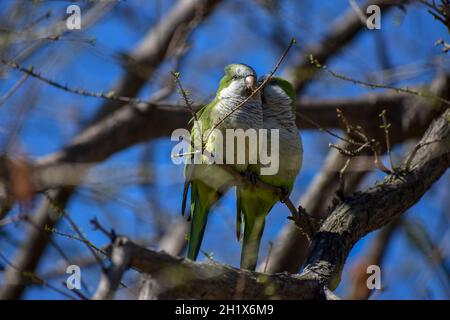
(259, 76, 296, 111)
(217, 63, 258, 99)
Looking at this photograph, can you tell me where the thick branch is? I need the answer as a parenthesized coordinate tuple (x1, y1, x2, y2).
(124, 239, 325, 300)
(35, 88, 427, 168)
(347, 218, 400, 299)
(262, 146, 369, 273)
(133, 108, 449, 299)
(263, 73, 450, 273)
(292, 0, 404, 93)
(92, 237, 132, 300)
(0, 0, 222, 300)
(290, 0, 403, 93)
(89, 0, 222, 123)
(303, 108, 450, 288)
(0, 90, 417, 194)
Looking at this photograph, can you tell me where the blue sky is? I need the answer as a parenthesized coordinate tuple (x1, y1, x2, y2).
(0, 0, 449, 299)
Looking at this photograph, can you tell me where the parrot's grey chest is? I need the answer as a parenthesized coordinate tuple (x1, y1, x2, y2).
(214, 98, 263, 131)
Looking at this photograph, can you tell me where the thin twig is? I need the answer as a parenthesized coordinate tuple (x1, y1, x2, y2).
(333, 108, 392, 175)
(0, 213, 28, 227)
(90, 217, 116, 241)
(92, 237, 132, 300)
(338, 158, 352, 197)
(308, 55, 450, 107)
(43, 192, 106, 270)
(205, 38, 297, 143)
(379, 109, 395, 171)
(0, 251, 77, 300)
(404, 138, 444, 171)
(0, 74, 29, 108)
(170, 38, 314, 238)
(296, 111, 362, 145)
(171, 72, 198, 123)
(1, 59, 155, 108)
(172, 71, 203, 157)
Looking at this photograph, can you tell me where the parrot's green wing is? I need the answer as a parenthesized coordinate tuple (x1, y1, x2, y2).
(187, 178, 219, 260)
(271, 77, 296, 109)
(182, 63, 260, 261)
(182, 86, 231, 260)
(181, 97, 217, 217)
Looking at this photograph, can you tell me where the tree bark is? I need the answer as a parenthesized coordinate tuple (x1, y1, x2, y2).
(134, 108, 449, 299)
(263, 74, 450, 273)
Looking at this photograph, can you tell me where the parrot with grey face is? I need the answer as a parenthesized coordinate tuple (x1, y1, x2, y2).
(237, 76, 302, 271)
(182, 63, 262, 261)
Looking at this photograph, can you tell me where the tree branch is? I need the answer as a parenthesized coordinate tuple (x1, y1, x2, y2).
(89, 0, 222, 123)
(120, 238, 327, 300)
(347, 218, 400, 299)
(263, 73, 450, 273)
(0, 0, 222, 300)
(302, 108, 450, 288)
(290, 0, 404, 93)
(92, 237, 133, 300)
(134, 108, 449, 299)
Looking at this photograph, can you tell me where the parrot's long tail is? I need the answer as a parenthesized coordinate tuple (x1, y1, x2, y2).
(238, 188, 273, 271)
(187, 181, 218, 261)
(240, 213, 266, 271)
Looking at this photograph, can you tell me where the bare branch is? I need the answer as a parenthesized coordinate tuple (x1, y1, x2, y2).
(290, 0, 405, 93)
(0, 0, 223, 300)
(262, 73, 450, 273)
(135, 108, 449, 299)
(92, 237, 133, 300)
(347, 218, 400, 300)
(90, 0, 222, 123)
(123, 239, 326, 300)
(303, 108, 450, 288)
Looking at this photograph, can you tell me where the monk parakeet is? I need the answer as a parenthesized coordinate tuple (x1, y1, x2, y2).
(182, 63, 262, 261)
(237, 76, 302, 271)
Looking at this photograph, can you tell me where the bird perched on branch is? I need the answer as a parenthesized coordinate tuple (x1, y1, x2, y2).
(182, 63, 262, 261)
(237, 76, 302, 271)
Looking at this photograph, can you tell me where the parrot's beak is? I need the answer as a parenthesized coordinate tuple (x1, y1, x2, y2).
(245, 75, 257, 94)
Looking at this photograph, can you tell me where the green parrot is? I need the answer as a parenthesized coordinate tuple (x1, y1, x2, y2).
(182, 63, 262, 261)
(237, 76, 302, 271)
